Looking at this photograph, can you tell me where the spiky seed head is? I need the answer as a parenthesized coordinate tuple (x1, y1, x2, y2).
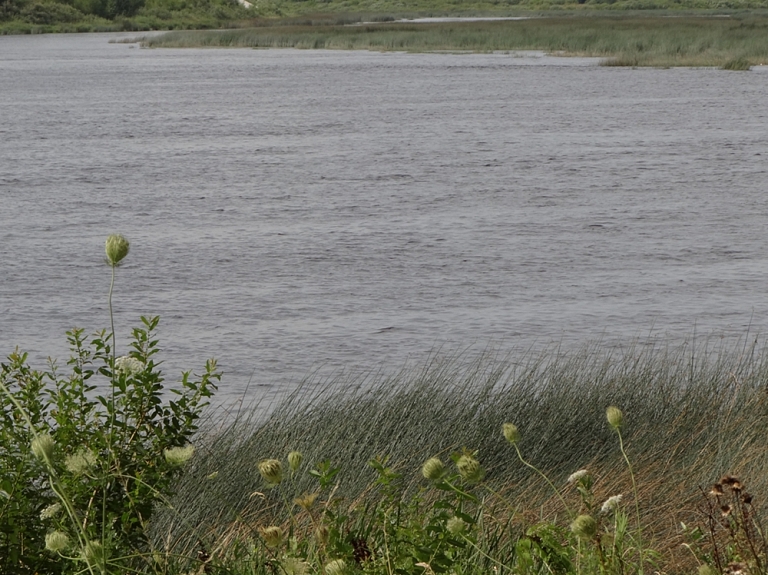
(421, 457, 445, 481)
(743, 493, 753, 505)
(570, 515, 597, 539)
(82, 540, 105, 566)
(600, 494, 623, 514)
(568, 469, 589, 484)
(606, 406, 623, 429)
(294, 492, 318, 511)
(456, 454, 484, 484)
(315, 525, 330, 546)
(258, 458, 283, 486)
(288, 450, 303, 473)
(65, 450, 97, 476)
(32, 433, 55, 465)
(45, 531, 70, 552)
(105, 234, 130, 267)
(259, 526, 284, 548)
(710, 483, 724, 496)
(324, 559, 348, 575)
(446, 516, 467, 535)
(164, 445, 195, 466)
(40, 503, 62, 520)
(502, 423, 520, 445)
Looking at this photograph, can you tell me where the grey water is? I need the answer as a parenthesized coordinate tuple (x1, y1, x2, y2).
(2, 33, 768, 405)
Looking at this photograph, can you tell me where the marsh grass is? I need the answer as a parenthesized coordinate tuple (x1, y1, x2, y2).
(152, 338, 768, 572)
(137, 14, 768, 67)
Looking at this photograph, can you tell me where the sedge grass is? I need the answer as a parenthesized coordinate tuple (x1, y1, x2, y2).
(138, 14, 768, 67)
(153, 337, 768, 572)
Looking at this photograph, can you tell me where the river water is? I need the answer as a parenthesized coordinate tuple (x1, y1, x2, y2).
(2, 33, 768, 404)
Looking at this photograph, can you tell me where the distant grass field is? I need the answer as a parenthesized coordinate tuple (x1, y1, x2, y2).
(152, 339, 768, 572)
(135, 14, 768, 69)
(137, 13, 768, 67)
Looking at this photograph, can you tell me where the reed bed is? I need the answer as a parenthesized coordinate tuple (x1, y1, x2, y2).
(138, 14, 768, 67)
(152, 338, 768, 571)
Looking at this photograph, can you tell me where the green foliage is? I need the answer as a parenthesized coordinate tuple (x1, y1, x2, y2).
(0, 317, 219, 574)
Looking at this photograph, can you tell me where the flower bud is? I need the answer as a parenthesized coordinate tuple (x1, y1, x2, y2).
(259, 526, 284, 548)
(606, 406, 623, 429)
(502, 423, 520, 445)
(258, 459, 283, 486)
(288, 450, 303, 473)
(421, 457, 445, 481)
(82, 540, 105, 566)
(164, 445, 194, 466)
(324, 559, 347, 575)
(456, 454, 484, 484)
(315, 525, 330, 546)
(105, 234, 130, 267)
(45, 531, 70, 552)
(570, 515, 597, 539)
(446, 516, 467, 535)
(32, 433, 55, 465)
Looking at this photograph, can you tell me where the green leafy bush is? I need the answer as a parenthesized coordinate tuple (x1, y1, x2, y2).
(0, 234, 219, 574)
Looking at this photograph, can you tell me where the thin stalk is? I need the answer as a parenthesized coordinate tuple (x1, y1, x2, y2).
(513, 444, 573, 519)
(616, 428, 644, 575)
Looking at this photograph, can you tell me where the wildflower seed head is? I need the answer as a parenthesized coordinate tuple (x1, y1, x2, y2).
(324, 558, 348, 575)
(40, 503, 62, 520)
(421, 457, 445, 481)
(456, 454, 484, 484)
(606, 406, 623, 429)
(502, 423, 520, 445)
(446, 516, 467, 535)
(105, 234, 130, 267)
(259, 526, 284, 548)
(600, 494, 623, 514)
(743, 493, 753, 505)
(570, 515, 597, 539)
(287, 450, 303, 473)
(65, 450, 96, 476)
(698, 565, 717, 575)
(294, 492, 318, 511)
(114, 355, 144, 377)
(710, 483, 724, 496)
(164, 445, 194, 467)
(258, 459, 283, 485)
(283, 558, 309, 575)
(568, 469, 589, 484)
(721, 475, 738, 486)
(32, 433, 55, 465)
(45, 531, 70, 552)
(82, 540, 105, 566)
(315, 525, 330, 546)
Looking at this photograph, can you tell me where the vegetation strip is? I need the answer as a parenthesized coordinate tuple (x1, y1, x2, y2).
(136, 14, 768, 67)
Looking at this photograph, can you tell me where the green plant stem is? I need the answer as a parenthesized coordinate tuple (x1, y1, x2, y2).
(616, 428, 644, 575)
(513, 444, 573, 519)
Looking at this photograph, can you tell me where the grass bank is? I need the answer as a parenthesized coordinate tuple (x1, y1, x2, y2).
(150, 339, 768, 572)
(136, 13, 768, 67)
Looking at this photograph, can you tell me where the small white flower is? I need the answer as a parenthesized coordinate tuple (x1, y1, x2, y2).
(65, 450, 97, 476)
(568, 469, 589, 484)
(114, 356, 144, 376)
(601, 494, 623, 514)
(40, 503, 62, 520)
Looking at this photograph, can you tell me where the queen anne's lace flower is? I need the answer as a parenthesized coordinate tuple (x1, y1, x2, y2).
(114, 356, 144, 377)
(601, 494, 623, 514)
(568, 469, 589, 484)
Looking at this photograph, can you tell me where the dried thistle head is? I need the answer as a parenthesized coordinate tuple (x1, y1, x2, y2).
(294, 492, 318, 511)
(710, 483, 724, 496)
(570, 515, 597, 539)
(456, 453, 484, 484)
(743, 493, 753, 505)
(287, 451, 303, 473)
(721, 505, 732, 517)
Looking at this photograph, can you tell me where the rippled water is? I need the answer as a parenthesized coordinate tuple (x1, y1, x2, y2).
(2, 33, 768, 403)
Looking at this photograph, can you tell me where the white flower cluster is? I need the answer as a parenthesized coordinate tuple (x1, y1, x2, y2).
(114, 356, 144, 377)
(568, 469, 589, 484)
(601, 494, 623, 514)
